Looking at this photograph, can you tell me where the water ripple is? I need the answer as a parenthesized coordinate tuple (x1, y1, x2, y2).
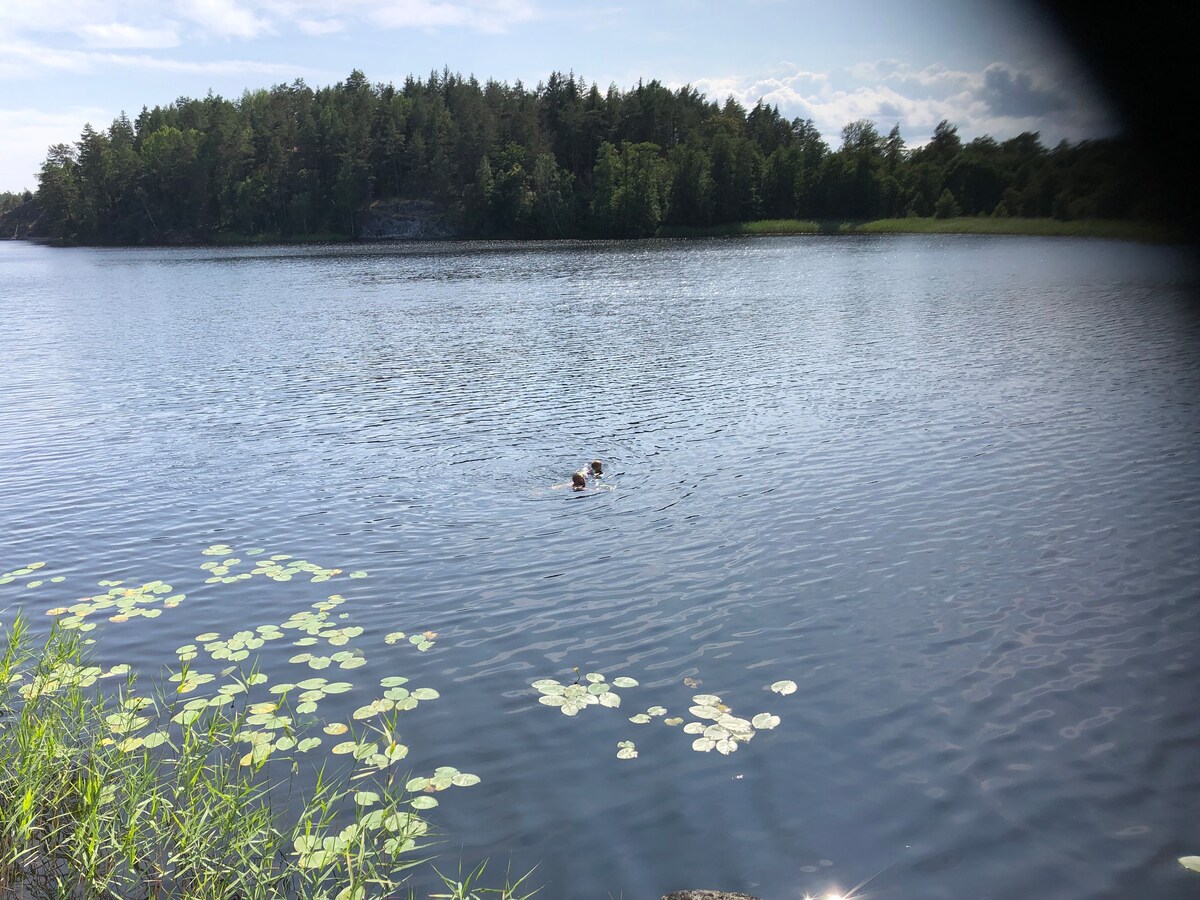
(1, 236, 1198, 899)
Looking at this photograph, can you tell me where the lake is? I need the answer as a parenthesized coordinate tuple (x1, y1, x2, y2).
(1, 234, 1198, 899)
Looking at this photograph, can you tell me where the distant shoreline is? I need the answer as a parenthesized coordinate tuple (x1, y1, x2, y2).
(5, 216, 1184, 248)
(655, 217, 1182, 243)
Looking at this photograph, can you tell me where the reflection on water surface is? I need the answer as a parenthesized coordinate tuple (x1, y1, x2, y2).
(1, 235, 1198, 899)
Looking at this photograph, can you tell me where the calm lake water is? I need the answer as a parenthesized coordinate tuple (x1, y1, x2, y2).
(1, 235, 1198, 899)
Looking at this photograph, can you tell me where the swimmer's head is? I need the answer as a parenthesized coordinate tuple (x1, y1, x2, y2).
(572, 471, 587, 490)
(590, 460, 603, 475)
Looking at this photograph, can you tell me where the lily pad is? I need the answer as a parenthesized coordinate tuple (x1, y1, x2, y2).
(770, 680, 797, 696)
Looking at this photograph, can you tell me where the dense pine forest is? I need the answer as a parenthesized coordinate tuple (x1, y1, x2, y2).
(29, 68, 1165, 243)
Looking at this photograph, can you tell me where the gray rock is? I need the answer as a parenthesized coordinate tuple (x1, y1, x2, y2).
(357, 198, 455, 240)
(661, 891, 762, 900)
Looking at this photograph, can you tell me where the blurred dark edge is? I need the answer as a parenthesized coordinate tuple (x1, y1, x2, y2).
(1032, 1, 1199, 250)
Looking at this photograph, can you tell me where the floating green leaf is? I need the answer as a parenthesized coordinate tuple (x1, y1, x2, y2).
(616, 740, 638, 760)
(752, 713, 780, 730)
(770, 680, 797, 696)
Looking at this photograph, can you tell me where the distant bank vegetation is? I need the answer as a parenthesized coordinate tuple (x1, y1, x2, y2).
(27, 68, 1176, 245)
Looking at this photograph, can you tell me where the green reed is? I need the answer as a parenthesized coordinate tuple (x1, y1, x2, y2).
(0, 546, 533, 900)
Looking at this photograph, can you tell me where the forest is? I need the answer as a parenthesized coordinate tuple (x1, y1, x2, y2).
(29, 68, 1166, 243)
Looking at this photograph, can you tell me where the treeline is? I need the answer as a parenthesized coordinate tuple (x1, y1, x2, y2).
(34, 68, 1163, 243)
(0, 191, 32, 216)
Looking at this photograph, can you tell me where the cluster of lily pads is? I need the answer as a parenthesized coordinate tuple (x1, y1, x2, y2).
(200, 543, 369, 585)
(2, 543, 484, 893)
(42, 578, 182, 633)
(532, 671, 640, 715)
(532, 671, 798, 759)
(0, 560, 65, 589)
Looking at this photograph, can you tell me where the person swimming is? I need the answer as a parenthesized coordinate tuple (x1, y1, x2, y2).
(553, 460, 608, 491)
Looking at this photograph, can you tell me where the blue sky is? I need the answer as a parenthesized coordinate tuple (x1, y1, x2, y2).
(0, 0, 1117, 192)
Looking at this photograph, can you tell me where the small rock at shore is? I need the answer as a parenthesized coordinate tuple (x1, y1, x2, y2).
(662, 891, 761, 900)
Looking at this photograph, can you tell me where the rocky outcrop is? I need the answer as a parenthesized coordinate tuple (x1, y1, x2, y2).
(0, 199, 46, 239)
(357, 198, 456, 240)
(662, 892, 762, 900)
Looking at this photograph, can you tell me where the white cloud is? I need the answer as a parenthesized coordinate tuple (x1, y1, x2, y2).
(177, 0, 272, 39)
(91, 52, 300, 76)
(296, 18, 345, 36)
(0, 39, 93, 76)
(681, 58, 1118, 150)
(0, 38, 298, 78)
(75, 22, 181, 48)
(368, 0, 537, 33)
(1, 0, 542, 51)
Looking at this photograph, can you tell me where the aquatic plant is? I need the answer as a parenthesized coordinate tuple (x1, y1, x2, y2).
(427, 860, 539, 900)
(531, 672, 638, 716)
(0, 545, 521, 899)
(529, 672, 795, 758)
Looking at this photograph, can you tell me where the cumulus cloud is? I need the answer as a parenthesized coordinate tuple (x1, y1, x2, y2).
(675, 58, 1116, 150)
(979, 63, 1067, 117)
(686, 65, 827, 118)
(848, 59, 976, 97)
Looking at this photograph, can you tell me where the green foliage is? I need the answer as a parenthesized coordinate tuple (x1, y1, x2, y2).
(0, 190, 31, 216)
(934, 188, 962, 219)
(0, 544, 511, 899)
(427, 859, 539, 900)
(27, 69, 1166, 245)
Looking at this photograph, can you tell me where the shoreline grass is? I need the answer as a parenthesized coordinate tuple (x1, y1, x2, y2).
(0, 545, 538, 900)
